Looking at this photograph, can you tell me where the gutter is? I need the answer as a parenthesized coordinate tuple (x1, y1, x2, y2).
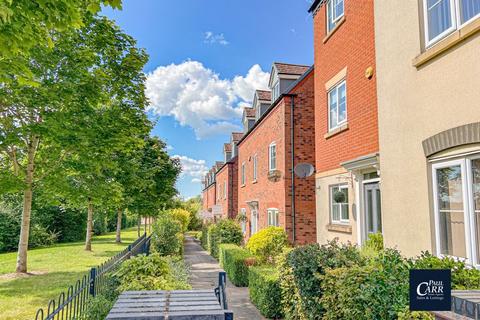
(285, 93, 297, 244)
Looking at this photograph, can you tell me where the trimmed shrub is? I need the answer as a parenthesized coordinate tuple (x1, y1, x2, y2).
(414, 251, 480, 289)
(246, 226, 288, 264)
(279, 240, 363, 319)
(82, 294, 115, 320)
(320, 248, 410, 320)
(151, 216, 183, 256)
(168, 208, 191, 232)
(248, 266, 283, 319)
(207, 219, 243, 258)
(219, 244, 253, 287)
(115, 253, 191, 291)
(28, 224, 59, 248)
(200, 224, 209, 249)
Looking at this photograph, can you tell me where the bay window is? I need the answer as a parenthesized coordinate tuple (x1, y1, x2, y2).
(432, 154, 480, 266)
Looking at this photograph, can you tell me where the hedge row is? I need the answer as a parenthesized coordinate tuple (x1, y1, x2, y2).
(219, 244, 253, 287)
(248, 266, 283, 319)
(204, 219, 243, 258)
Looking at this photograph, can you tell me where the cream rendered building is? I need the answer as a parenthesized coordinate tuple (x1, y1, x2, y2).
(374, 0, 480, 265)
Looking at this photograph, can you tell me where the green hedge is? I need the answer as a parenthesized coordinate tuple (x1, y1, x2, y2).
(206, 219, 243, 258)
(248, 266, 283, 319)
(219, 244, 253, 287)
(320, 249, 410, 320)
(279, 240, 364, 319)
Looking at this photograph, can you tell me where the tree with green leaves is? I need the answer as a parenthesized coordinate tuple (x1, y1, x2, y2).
(0, 0, 122, 83)
(0, 15, 148, 271)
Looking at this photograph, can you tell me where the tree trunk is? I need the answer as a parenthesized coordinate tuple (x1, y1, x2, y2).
(116, 208, 122, 243)
(15, 140, 36, 273)
(85, 199, 93, 251)
(137, 216, 141, 237)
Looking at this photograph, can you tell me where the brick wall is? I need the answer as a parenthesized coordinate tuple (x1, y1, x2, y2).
(214, 158, 238, 219)
(283, 71, 317, 245)
(238, 102, 287, 242)
(313, 0, 378, 172)
(238, 70, 316, 245)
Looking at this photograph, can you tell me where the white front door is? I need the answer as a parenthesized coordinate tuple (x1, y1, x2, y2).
(364, 182, 382, 235)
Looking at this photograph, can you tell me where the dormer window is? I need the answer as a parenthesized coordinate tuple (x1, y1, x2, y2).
(272, 81, 280, 101)
(327, 0, 344, 32)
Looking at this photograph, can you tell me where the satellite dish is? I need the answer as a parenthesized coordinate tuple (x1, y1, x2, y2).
(294, 163, 315, 178)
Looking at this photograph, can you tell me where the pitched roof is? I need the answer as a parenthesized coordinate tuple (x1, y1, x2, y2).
(224, 143, 232, 152)
(308, 0, 325, 13)
(231, 132, 243, 141)
(274, 62, 310, 75)
(244, 107, 255, 118)
(256, 90, 272, 101)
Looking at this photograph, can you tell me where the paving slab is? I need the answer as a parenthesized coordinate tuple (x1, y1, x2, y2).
(183, 237, 265, 320)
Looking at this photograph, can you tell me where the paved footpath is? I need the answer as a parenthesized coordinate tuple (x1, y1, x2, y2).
(183, 236, 265, 320)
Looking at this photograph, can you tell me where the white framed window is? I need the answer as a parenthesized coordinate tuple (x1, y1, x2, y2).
(269, 142, 277, 171)
(267, 208, 279, 227)
(240, 208, 247, 234)
(251, 209, 258, 235)
(328, 80, 347, 131)
(241, 162, 246, 185)
(423, 0, 480, 46)
(432, 154, 480, 267)
(272, 81, 280, 101)
(224, 181, 227, 199)
(253, 155, 257, 181)
(330, 184, 349, 224)
(327, 0, 345, 32)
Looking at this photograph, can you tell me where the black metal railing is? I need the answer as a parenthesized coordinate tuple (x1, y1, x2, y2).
(215, 271, 233, 320)
(34, 233, 151, 320)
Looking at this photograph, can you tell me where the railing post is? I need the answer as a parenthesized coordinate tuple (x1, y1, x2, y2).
(89, 268, 97, 297)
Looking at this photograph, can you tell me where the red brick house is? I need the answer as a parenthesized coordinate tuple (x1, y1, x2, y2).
(201, 167, 217, 220)
(237, 63, 316, 245)
(214, 142, 239, 219)
(309, 0, 380, 246)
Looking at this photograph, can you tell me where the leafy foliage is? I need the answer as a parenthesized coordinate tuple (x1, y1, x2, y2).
(246, 227, 288, 264)
(248, 266, 283, 319)
(279, 240, 363, 319)
(219, 244, 253, 287)
(115, 253, 190, 291)
(207, 219, 243, 258)
(413, 251, 480, 289)
(81, 294, 115, 320)
(167, 208, 191, 233)
(151, 215, 183, 256)
(320, 249, 410, 320)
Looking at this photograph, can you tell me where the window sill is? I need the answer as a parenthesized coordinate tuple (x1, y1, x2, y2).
(252, 180, 257, 184)
(324, 123, 349, 139)
(323, 16, 346, 44)
(327, 223, 352, 234)
(241, 184, 245, 188)
(413, 17, 480, 68)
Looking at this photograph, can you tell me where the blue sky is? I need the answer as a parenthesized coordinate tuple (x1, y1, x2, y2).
(103, 0, 314, 199)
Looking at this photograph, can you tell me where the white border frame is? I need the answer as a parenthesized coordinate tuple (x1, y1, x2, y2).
(327, 79, 347, 132)
(241, 161, 246, 186)
(424, 0, 480, 47)
(269, 142, 277, 171)
(252, 154, 258, 182)
(267, 208, 280, 227)
(431, 158, 472, 265)
(329, 184, 350, 224)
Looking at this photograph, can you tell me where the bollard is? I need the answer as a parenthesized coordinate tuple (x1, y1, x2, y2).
(89, 268, 97, 297)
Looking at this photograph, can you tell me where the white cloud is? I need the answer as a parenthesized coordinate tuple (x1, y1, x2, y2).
(173, 155, 209, 182)
(166, 145, 174, 151)
(204, 31, 229, 45)
(146, 61, 270, 139)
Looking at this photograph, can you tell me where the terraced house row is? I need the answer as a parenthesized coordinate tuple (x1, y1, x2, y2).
(202, 0, 480, 266)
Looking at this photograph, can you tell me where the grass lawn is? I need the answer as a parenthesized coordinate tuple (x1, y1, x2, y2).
(0, 227, 142, 320)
